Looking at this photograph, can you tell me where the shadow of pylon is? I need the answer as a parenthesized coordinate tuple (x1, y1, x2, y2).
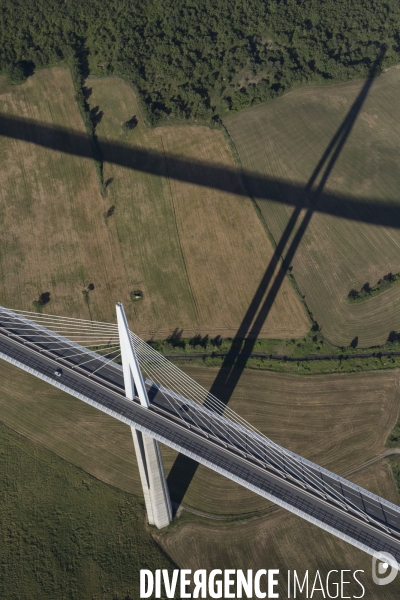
(166, 47, 386, 511)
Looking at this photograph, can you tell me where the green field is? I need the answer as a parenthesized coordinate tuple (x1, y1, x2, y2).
(5, 416, 397, 599)
(153, 329, 400, 377)
(0, 421, 175, 600)
(1, 348, 400, 596)
(225, 65, 400, 348)
(1, 358, 399, 516)
(4, 63, 400, 598)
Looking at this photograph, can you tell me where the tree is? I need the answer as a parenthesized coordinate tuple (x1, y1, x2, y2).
(6, 63, 26, 85)
(348, 289, 359, 299)
(123, 116, 138, 132)
(350, 336, 358, 348)
(387, 331, 400, 344)
(361, 282, 371, 294)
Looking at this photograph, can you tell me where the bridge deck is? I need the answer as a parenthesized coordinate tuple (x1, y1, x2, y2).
(1, 309, 400, 563)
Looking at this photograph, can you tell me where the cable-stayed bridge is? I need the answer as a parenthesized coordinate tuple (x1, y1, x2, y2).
(0, 304, 400, 566)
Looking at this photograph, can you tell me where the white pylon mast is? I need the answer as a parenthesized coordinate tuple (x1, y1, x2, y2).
(116, 302, 172, 528)
(116, 302, 149, 408)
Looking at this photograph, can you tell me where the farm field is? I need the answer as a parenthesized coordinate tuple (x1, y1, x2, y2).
(4, 406, 400, 599)
(0, 66, 308, 340)
(164, 364, 400, 514)
(0, 68, 117, 323)
(89, 76, 309, 339)
(0, 358, 399, 517)
(0, 420, 175, 600)
(225, 65, 400, 348)
(1, 361, 400, 597)
(157, 461, 400, 599)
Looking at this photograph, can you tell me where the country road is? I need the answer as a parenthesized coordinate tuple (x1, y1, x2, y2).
(164, 349, 400, 362)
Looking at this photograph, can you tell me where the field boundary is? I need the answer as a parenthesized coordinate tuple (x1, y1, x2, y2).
(160, 137, 200, 323)
(166, 349, 400, 362)
(161, 345, 400, 376)
(347, 273, 400, 304)
(220, 119, 314, 329)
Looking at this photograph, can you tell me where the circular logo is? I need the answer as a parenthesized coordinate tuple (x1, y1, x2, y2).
(372, 551, 399, 586)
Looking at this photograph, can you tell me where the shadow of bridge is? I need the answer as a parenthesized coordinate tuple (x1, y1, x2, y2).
(166, 48, 387, 508)
(0, 49, 394, 508)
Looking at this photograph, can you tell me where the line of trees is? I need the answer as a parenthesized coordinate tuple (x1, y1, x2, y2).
(348, 271, 400, 302)
(1, 0, 400, 123)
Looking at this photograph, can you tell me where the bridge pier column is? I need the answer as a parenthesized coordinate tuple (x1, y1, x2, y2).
(131, 428, 172, 528)
(116, 303, 172, 528)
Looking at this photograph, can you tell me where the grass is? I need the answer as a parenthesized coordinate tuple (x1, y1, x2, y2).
(347, 271, 400, 303)
(152, 327, 400, 378)
(87, 75, 309, 340)
(156, 462, 400, 599)
(0, 420, 176, 600)
(0, 65, 309, 340)
(1, 353, 400, 596)
(225, 65, 400, 348)
(168, 349, 400, 376)
(1, 357, 398, 517)
(0, 358, 144, 496)
(151, 327, 391, 358)
(389, 456, 400, 494)
(0, 68, 118, 323)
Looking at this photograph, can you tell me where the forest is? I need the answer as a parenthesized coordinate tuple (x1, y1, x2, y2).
(1, 0, 400, 123)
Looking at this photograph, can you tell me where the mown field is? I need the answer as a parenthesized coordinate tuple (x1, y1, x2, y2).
(0, 68, 114, 323)
(157, 462, 400, 599)
(163, 365, 400, 514)
(1, 360, 400, 596)
(4, 366, 400, 599)
(225, 65, 400, 348)
(89, 76, 308, 339)
(1, 359, 399, 517)
(0, 420, 175, 600)
(0, 66, 308, 339)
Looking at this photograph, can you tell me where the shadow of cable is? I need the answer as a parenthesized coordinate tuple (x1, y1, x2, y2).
(0, 48, 393, 508)
(166, 48, 386, 510)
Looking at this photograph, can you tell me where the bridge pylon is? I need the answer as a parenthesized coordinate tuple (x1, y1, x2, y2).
(116, 303, 172, 528)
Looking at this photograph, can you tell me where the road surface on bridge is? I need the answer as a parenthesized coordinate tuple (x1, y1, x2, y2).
(0, 310, 400, 563)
